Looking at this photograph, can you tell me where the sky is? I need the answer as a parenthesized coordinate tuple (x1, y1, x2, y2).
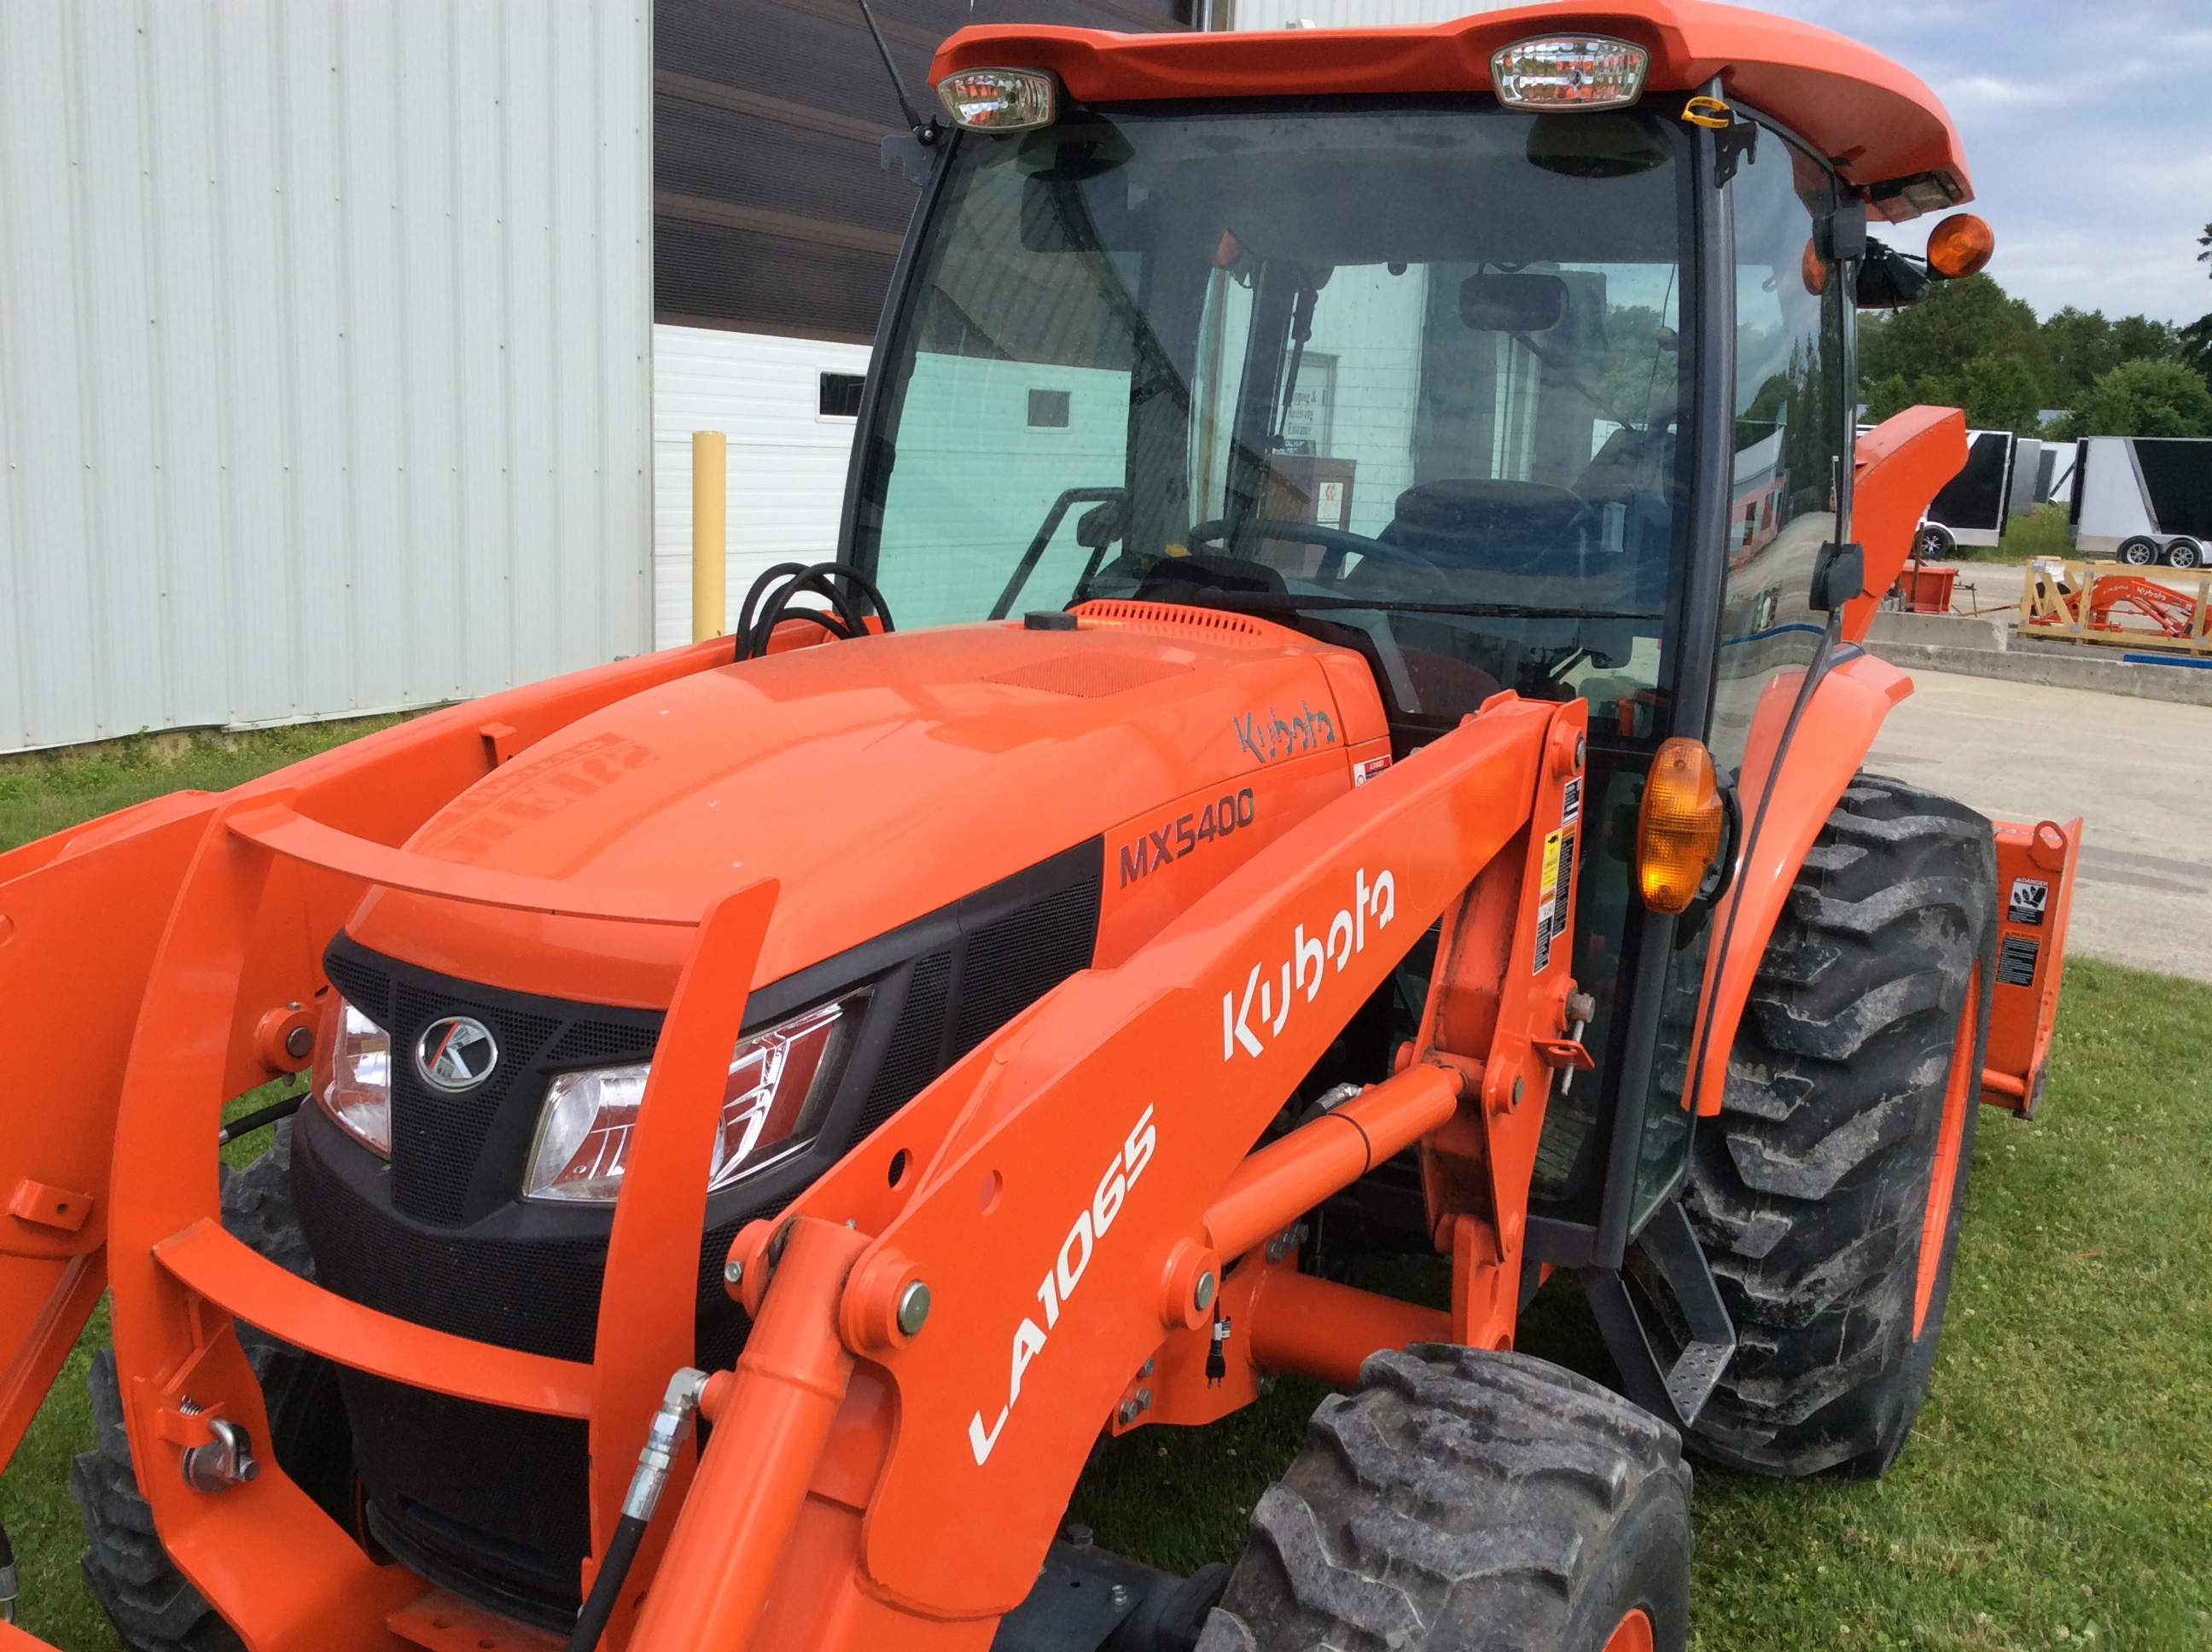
(1726, 0, 2212, 327)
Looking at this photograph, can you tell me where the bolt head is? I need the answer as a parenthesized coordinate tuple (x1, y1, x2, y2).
(896, 1280, 932, 1336)
(723, 1255, 744, 1288)
(283, 1025, 314, 1060)
(1575, 735, 1586, 768)
(1193, 1270, 1217, 1312)
(1511, 1074, 1525, 1108)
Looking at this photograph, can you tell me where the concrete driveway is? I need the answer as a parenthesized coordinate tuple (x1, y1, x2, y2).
(1865, 667, 2212, 983)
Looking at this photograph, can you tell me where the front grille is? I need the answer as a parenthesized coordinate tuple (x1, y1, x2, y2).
(390, 984, 561, 1224)
(294, 1122, 614, 1363)
(300, 836, 1104, 1624)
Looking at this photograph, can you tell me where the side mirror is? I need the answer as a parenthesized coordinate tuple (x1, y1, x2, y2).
(1809, 541, 1865, 612)
(1459, 272, 1568, 334)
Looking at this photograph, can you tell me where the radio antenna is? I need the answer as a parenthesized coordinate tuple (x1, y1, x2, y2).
(854, 0, 936, 143)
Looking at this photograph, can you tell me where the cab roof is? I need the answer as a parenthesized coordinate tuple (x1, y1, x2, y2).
(929, 0, 1970, 220)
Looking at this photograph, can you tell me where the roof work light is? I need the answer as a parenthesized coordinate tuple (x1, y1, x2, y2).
(936, 67, 1057, 131)
(1490, 37, 1650, 111)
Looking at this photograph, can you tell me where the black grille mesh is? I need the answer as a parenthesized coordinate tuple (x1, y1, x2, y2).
(953, 875, 1102, 1059)
(389, 987, 560, 1225)
(294, 1131, 608, 1362)
(855, 952, 952, 1139)
(323, 951, 392, 1022)
(546, 1019, 661, 1066)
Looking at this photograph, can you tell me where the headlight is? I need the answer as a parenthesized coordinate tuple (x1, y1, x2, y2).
(317, 998, 393, 1155)
(523, 991, 867, 1205)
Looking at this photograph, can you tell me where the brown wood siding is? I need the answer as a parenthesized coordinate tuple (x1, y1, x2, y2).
(653, 0, 1187, 340)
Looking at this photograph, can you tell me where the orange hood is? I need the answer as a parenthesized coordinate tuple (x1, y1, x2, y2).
(346, 609, 1387, 1009)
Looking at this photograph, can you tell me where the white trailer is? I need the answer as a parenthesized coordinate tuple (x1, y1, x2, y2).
(2069, 435, 2212, 568)
(1913, 428, 2028, 556)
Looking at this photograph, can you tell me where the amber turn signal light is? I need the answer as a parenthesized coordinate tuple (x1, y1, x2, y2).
(1925, 212, 1994, 280)
(1800, 238, 1829, 296)
(1638, 738, 1724, 914)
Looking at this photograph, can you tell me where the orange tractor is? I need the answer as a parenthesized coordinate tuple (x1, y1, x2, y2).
(0, 4, 2084, 1649)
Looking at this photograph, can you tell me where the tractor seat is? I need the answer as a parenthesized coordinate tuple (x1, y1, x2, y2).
(1384, 480, 1585, 570)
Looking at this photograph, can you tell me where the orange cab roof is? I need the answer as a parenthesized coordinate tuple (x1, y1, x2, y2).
(930, 0, 1970, 216)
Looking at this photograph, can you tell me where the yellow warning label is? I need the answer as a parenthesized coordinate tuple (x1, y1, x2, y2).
(1540, 829, 1563, 902)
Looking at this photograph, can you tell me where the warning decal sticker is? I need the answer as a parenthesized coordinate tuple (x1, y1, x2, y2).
(2008, 877, 2049, 928)
(1533, 829, 1574, 974)
(1561, 776, 1582, 827)
(1998, 934, 2040, 988)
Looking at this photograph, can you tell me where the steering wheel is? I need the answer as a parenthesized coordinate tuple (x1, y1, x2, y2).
(1186, 517, 1444, 581)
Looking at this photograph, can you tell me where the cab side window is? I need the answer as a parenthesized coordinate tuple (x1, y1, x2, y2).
(1708, 131, 1848, 771)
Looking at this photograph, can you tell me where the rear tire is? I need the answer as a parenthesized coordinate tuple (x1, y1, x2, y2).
(1916, 523, 1954, 560)
(1681, 775, 1996, 1479)
(1198, 1347, 1691, 1651)
(2166, 538, 2201, 570)
(73, 1122, 353, 1652)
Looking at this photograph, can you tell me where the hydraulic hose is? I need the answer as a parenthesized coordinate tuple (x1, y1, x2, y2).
(566, 1514, 647, 1652)
(217, 1087, 306, 1148)
(564, 1368, 709, 1652)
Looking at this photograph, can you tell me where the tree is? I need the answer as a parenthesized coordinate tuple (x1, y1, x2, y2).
(2186, 221, 2212, 394)
(1858, 273, 2043, 393)
(1959, 353, 2046, 434)
(2040, 305, 2118, 407)
(2056, 358, 2212, 439)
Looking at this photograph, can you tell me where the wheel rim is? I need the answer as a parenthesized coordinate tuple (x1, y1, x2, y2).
(2173, 544, 2200, 569)
(1604, 1608, 1657, 1652)
(1913, 959, 1981, 1337)
(2123, 542, 2154, 565)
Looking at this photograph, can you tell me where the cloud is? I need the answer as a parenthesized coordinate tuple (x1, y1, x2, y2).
(1728, 0, 2212, 324)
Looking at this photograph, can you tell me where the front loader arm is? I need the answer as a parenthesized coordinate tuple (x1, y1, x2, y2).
(0, 638, 738, 1484)
(630, 690, 1591, 1649)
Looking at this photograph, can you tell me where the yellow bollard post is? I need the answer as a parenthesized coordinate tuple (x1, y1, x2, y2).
(692, 431, 728, 641)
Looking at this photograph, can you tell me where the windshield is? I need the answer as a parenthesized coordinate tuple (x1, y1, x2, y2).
(854, 98, 1695, 730)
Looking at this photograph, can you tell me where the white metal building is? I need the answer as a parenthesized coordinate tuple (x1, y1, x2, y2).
(650, 326, 870, 648)
(2, 0, 1540, 748)
(0, 0, 653, 753)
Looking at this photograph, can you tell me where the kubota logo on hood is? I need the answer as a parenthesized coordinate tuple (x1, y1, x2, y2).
(1232, 701, 1336, 764)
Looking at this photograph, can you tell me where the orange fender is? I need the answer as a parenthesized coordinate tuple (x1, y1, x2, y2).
(1843, 404, 1968, 642)
(1685, 652, 1912, 1114)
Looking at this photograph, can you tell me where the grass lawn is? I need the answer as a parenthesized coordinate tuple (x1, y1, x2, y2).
(3, 729, 2209, 1649)
(1949, 503, 2075, 566)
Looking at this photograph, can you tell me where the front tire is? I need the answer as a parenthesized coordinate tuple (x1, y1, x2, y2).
(1199, 1347, 1691, 1651)
(1682, 775, 1995, 1479)
(2117, 537, 2159, 567)
(1916, 523, 1954, 560)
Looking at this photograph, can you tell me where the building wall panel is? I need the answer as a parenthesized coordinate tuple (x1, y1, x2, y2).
(650, 323, 870, 649)
(0, 0, 652, 753)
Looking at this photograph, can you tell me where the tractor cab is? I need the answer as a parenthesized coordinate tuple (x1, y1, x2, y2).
(847, 39, 1871, 1258)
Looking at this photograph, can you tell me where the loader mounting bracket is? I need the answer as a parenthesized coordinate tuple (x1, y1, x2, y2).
(989, 1539, 1227, 1652)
